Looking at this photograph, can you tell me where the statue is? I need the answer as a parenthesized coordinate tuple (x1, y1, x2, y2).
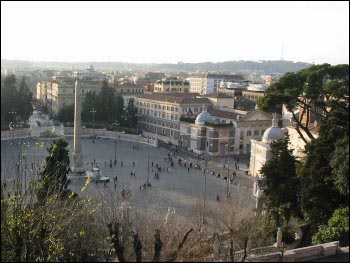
(276, 227, 283, 248)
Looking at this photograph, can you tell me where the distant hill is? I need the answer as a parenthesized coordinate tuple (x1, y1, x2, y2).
(1, 59, 312, 75)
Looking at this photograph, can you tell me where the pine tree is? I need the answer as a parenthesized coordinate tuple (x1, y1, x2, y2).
(17, 77, 33, 124)
(37, 139, 71, 203)
(260, 137, 301, 222)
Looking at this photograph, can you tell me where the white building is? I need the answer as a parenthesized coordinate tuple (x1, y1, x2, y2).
(190, 73, 245, 95)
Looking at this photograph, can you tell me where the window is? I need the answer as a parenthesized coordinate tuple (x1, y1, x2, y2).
(247, 130, 251, 136)
(240, 131, 244, 137)
(167, 106, 170, 111)
(254, 130, 259, 136)
(162, 113, 165, 118)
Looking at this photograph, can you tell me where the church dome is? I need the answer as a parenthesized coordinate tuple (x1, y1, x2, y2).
(262, 115, 284, 143)
(195, 105, 213, 125)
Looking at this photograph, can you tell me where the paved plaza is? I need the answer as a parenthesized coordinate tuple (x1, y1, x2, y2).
(1, 136, 256, 220)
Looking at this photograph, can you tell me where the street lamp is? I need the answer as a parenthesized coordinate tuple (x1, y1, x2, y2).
(201, 147, 212, 226)
(90, 108, 96, 143)
(113, 122, 120, 164)
(225, 143, 234, 198)
(9, 111, 17, 138)
(147, 137, 150, 186)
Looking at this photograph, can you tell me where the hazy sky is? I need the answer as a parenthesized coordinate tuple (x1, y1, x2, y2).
(1, 1, 349, 64)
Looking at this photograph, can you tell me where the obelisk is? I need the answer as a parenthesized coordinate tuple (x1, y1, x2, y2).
(72, 78, 84, 174)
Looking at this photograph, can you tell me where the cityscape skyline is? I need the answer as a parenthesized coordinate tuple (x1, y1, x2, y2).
(1, 1, 349, 65)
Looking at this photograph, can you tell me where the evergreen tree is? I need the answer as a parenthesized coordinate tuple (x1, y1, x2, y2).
(1, 74, 18, 128)
(114, 93, 124, 125)
(125, 98, 138, 128)
(57, 104, 75, 124)
(260, 137, 301, 223)
(17, 77, 33, 124)
(330, 137, 349, 199)
(37, 139, 71, 203)
(82, 91, 98, 123)
(97, 80, 116, 124)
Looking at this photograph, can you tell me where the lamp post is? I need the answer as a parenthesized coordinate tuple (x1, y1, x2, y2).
(9, 111, 17, 139)
(201, 145, 212, 226)
(90, 108, 96, 143)
(147, 137, 150, 186)
(113, 122, 120, 164)
(225, 144, 234, 198)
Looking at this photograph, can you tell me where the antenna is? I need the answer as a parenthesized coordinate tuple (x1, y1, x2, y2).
(281, 44, 284, 61)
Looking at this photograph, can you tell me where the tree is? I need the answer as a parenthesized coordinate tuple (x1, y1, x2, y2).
(125, 98, 137, 128)
(82, 91, 98, 123)
(57, 104, 74, 124)
(98, 80, 116, 124)
(330, 137, 349, 199)
(260, 137, 301, 223)
(1, 74, 18, 128)
(312, 207, 349, 247)
(37, 138, 71, 203)
(257, 64, 349, 143)
(17, 77, 33, 124)
(115, 94, 124, 125)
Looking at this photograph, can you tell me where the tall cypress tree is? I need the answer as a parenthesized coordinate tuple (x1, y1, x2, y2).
(1, 74, 18, 127)
(98, 80, 116, 124)
(17, 77, 33, 124)
(37, 138, 71, 203)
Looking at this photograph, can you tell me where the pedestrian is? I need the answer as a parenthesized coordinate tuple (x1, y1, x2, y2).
(114, 160, 117, 166)
(188, 167, 190, 173)
(104, 182, 107, 188)
(134, 172, 136, 177)
(115, 175, 118, 181)
(152, 161, 154, 167)
(121, 161, 123, 167)
(114, 183, 117, 190)
(140, 186, 142, 190)
(133, 161, 135, 167)
(94, 158, 96, 163)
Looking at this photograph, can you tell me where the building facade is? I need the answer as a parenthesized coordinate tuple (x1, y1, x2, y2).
(154, 77, 190, 93)
(190, 73, 245, 95)
(37, 79, 103, 115)
(136, 93, 211, 142)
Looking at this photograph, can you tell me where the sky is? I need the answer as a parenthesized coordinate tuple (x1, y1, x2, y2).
(1, 1, 349, 65)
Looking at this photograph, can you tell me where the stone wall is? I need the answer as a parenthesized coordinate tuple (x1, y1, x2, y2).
(245, 241, 340, 262)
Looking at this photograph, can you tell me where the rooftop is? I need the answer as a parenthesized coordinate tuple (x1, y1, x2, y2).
(203, 92, 234, 99)
(137, 93, 211, 105)
(207, 108, 240, 120)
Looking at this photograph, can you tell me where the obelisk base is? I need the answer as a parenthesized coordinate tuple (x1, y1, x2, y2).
(72, 153, 85, 175)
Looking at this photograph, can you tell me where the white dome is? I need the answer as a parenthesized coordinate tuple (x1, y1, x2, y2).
(262, 127, 284, 143)
(195, 111, 213, 125)
(262, 115, 284, 143)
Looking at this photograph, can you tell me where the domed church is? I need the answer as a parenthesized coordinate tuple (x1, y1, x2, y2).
(249, 114, 285, 178)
